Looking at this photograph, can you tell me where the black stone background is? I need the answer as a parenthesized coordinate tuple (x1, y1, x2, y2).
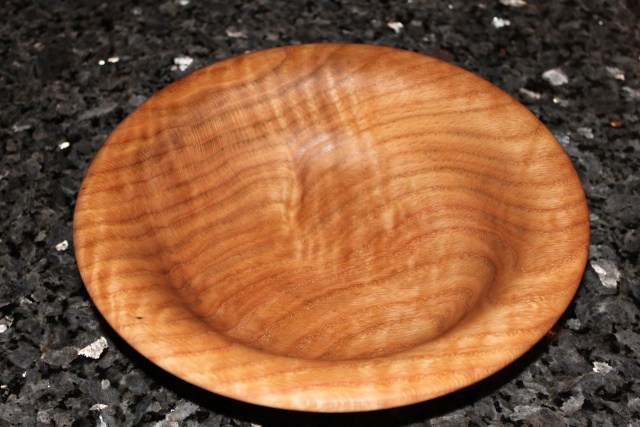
(1, 0, 639, 425)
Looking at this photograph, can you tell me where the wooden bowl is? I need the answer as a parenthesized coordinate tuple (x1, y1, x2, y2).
(74, 43, 589, 412)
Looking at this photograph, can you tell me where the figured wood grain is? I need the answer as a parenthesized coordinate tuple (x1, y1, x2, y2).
(74, 43, 590, 412)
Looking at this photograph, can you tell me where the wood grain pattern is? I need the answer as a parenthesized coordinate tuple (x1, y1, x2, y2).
(74, 43, 589, 412)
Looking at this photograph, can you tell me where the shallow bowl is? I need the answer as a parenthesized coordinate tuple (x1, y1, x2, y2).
(74, 43, 590, 412)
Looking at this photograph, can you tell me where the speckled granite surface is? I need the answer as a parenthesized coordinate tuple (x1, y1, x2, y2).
(1, 0, 639, 425)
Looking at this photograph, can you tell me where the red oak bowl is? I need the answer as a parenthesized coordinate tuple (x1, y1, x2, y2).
(74, 43, 589, 412)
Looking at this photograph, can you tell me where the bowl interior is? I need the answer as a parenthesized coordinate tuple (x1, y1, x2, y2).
(74, 43, 590, 411)
(152, 63, 504, 361)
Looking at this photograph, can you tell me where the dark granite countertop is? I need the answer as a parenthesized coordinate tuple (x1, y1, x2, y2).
(1, 0, 639, 425)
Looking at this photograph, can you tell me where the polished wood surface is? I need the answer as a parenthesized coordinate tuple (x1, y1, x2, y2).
(74, 43, 589, 412)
